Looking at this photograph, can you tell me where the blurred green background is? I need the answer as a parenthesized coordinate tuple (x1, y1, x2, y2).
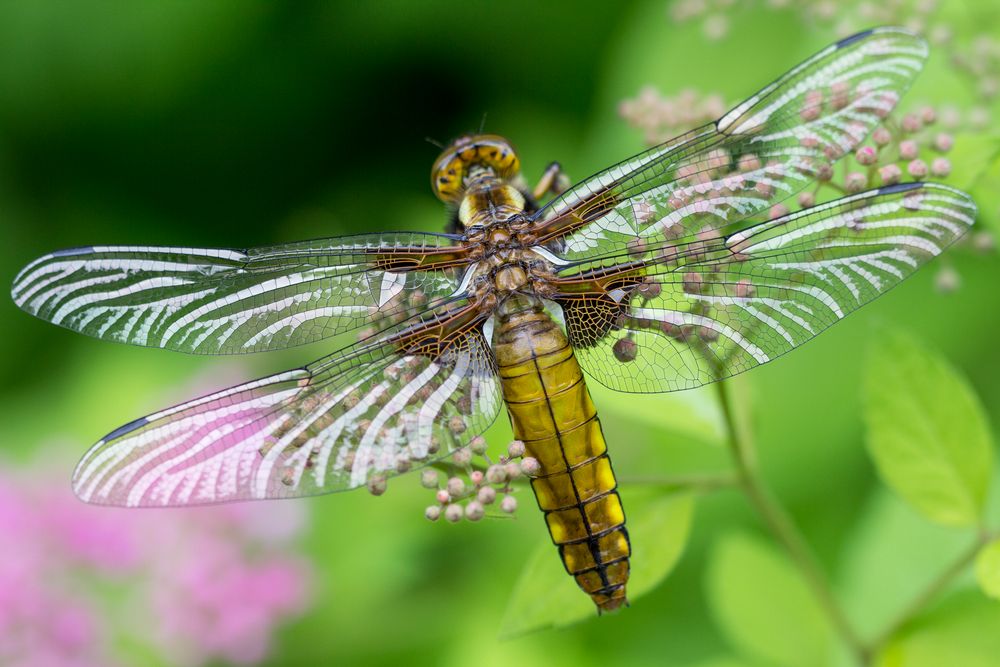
(2, 1, 999, 666)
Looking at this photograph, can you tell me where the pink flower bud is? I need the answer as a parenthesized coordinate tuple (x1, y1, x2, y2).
(477, 486, 497, 505)
(934, 266, 960, 293)
(612, 337, 638, 362)
(500, 496, 518, 514)
(421, 470, 439, 489)
(470, 470, 484, 486)
(446, 477, 466, 497)
(872, 127, 892, 146)
(907, 159, 928, 179)
(465, 501, 485, 522)
(855, 146, 878, 165)
(901, 113, 922, 133)
(734, 279, 754, 299)
(425, 506, 441, 521)
(797, 191, 816, 208)
(520, 457, 541, 477)
(436, 489, 451, 504)
(931, 158, 951, 177)
(846, 172, 867, 193)
(469, 435, 488, 455)
(933, 133, 954, 152)
(367, 475, 387, 496)
(452, 447, 471, 465)
(920, 106, 937, 124)
(879, 164, 902, 185)
(504, 462, 523, 480)
(444, 504, 464, 523)
(486, 465, 507, 485)
(769, 204, 790, 219)
(899, 140, 919, 160)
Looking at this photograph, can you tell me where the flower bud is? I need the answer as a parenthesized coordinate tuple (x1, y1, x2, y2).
(933, 133, 954, 152)
(901, 113, 922, 133)
(907, 159, 928, 179)
(477, 486, 497, 505)
(612, 337, 638, 363)
(872, 127, 892, 146)
(444, 504, 464, 523)
(425, 505, 441, 521)
(436, 489, 451, 504)
(464, 501, 485, 522)
(855, 145, 878, 165)
(367, 475, 387, 496)
(931, 158, 951, 177)
(420, 469, 439, 489)
(470, 470, 484, 486)
(899, 140, 919, 160)
(507, 441, 526, 458)
(500, 495, 518, 514)
(934, 266, 960, 293)
(769, 203, 790, 219)
(504, 463, 523, 480)
(469, 435, 488, 456)
(846, 172, 867, 193)
(486, 464, 507, 485)
(520, 457, 541, 477)
(446, 477, 466, 497)
(797, 191, 816, 208)
(920, 106, 937, 124)
(879, 164, 902, 185)
(452, 448, 472, 466)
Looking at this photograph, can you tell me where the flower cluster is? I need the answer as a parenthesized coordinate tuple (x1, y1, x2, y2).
(619, 86, 726, 145)
(0, 449, 312, 667)
(420, 438, 537, 522)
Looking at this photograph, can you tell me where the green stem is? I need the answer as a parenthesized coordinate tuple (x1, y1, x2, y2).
(865, 529, 996, 656)
(714, 379, 868, 665)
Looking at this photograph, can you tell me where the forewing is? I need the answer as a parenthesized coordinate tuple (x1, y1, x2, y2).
(12, 232, 474, 354)
(72, 301, 501, 506)
(534, 27, 928, 262)
(551, 183, 975, 393)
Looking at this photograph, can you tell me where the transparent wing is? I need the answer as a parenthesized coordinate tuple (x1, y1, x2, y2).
(549, 183, 975, 393)
(72, 300, 501, 506)
(532, 27, 928, 262)
(11, 232, 476, 354)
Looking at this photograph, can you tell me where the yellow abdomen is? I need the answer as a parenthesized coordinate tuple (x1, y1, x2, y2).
(492, 305, 629, 612)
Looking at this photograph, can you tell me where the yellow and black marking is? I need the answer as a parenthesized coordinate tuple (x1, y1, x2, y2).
(431, 134, 521, 203)
(492, 303, 630, 612)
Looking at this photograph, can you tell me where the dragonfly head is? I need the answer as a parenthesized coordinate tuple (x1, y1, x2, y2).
(431, 134, 521, 203)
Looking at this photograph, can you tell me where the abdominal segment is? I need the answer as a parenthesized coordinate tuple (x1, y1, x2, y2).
(493, 309, 629, 612)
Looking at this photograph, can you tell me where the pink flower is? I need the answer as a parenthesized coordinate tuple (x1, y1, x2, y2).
(0, 447, 313, 667)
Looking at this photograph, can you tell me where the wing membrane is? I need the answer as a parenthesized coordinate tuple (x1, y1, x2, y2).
(72, 300, 500, 506)
(534, 27, 928, 263)
(12, 232, 474, 354)
(550, 183, 975, 393)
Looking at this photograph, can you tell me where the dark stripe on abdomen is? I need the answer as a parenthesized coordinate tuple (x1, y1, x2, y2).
(493, 311, 629, 612)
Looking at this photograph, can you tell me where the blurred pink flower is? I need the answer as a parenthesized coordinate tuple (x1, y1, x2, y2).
(0, 449, 313, 667)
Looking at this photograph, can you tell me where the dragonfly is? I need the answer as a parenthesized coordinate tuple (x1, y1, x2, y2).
(11, 27, 976, 613)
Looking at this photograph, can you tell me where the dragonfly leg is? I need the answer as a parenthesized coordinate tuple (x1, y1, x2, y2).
(532, 161, 569, 201)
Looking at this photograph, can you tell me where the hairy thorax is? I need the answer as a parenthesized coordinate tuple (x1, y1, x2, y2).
(458, 176, 560, 310)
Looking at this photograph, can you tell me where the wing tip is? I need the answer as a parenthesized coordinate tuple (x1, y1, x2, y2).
(102, 416, 149, 443)
(835, 26, 929, 58)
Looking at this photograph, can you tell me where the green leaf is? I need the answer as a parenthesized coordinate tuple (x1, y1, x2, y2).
(839, 489, 975, 640)
(974, 539, 1000, 600)
(875, 591, 1000, 667)
(706, 532, 831, 667)
(863, 328, 995, 526)
(498, 488, 694, 638)
(945, 133, 1000, 193)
